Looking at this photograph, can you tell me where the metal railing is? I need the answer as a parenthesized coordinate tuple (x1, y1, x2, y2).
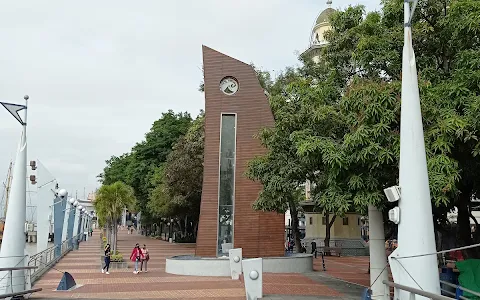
(28, 245, 57, 283)
(0, 255, 34, 297)
(382, 280, 480, 299)
(0, 266, 41, 298)
(383, 280, 452, 299)
(28, 236, 77, 283)
(440, 280, 480, 299)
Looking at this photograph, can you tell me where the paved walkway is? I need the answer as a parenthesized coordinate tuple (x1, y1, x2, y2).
(31, 230, 368, 299)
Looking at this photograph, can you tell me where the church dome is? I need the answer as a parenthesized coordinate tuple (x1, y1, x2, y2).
(315, 7, 336, 25)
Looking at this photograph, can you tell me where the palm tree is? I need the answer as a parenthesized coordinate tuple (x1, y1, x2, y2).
(94, 182, 136, 252)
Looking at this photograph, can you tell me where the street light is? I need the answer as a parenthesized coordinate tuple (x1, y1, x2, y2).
(388, 0, 441, 298)
(58, 189, 67, 198)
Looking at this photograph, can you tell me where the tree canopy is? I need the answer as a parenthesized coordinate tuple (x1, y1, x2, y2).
(147, 112, 205, 236)
(94, 181, 136, 251)
(245, 0, 480, 254)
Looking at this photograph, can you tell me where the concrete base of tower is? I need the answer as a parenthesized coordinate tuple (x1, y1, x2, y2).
(165, 254, 313, 276)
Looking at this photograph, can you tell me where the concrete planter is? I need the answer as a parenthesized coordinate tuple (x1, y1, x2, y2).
(165, 254, 313, 276)
(100, 256, 128, 269)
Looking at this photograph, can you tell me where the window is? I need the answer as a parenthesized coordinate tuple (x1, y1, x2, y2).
(322, 217, 326, 225)
(217, 114, 236, 255)
(343, 217, 349, 225)
(309, 217, 313, 225)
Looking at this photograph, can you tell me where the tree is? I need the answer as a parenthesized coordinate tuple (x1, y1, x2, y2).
(294, 0, 480, 256)
(147, 112, 205, 238)
(98, 110, 193, 227)
(94, 182, 136, 252)
(245, 71, 320, 252)
(97, 153, 134, 185)
(247, 0, 480, 255)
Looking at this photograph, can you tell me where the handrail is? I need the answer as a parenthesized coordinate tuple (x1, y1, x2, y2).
(382, 280, 452, 300)
(0, 287, 42, 299)
(28, 237, 74, 284)
(0, 266, 37, 272)
(440, 280, 480, 298)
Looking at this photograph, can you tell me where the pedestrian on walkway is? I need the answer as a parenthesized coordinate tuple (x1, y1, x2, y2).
(140, 244, 149, 273)
(311, 240, 317, 258)
(102, 244, 111, 274)
(130, 243, 143, 274)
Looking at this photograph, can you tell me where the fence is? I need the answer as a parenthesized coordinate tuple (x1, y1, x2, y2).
(0, 266, 41, 298)
(28, 233, 80, 283)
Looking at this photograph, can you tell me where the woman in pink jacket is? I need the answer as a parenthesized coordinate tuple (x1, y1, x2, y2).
(130, 243, 144, 274)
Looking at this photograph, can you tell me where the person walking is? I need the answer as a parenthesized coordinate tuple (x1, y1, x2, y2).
(311, 240, 317, 258)
(130, 243, 143, 274)
(140, 244, 149, 273)
(102, 244, 111, 274)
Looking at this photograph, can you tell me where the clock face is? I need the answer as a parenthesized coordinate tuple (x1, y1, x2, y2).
(219, 77, 239, 95)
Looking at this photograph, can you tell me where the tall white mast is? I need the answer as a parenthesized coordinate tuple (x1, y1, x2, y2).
(388, 1, 441, 299)
(0, 95, 29, 294)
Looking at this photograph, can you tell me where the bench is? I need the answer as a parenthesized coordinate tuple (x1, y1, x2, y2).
(319, 247, 342, 257)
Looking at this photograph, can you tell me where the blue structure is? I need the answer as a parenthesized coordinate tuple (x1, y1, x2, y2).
(77, 213, 83, 240)
(53, 193, 67, 257)
(56, 272, 76, 291)
(66, 205, 76, 249)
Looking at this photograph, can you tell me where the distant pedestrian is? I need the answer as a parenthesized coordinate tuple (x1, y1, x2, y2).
(311, 240, 317, 258)
(130, 243, 143, 274)
(102, 244, 111, 274)
(140, 244, 149, 273)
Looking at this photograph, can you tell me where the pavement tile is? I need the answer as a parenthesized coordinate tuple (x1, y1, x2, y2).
(32, 230, 369, 299)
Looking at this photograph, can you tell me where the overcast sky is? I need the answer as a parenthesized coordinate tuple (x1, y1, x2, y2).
(0, 0, 381, 203)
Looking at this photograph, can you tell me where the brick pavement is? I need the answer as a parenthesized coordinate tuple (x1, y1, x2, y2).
(31, 230, 364, 299)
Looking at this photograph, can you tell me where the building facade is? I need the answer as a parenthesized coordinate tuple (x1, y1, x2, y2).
(301, 0, 335, 63)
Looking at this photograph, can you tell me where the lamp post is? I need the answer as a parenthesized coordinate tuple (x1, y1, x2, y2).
(388, 0, 441, 298)
(0, 95, 29, 293)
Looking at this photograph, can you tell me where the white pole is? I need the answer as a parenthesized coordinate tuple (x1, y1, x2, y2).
(368, 205, 388, 299)
(62, 200, 71, 243)
(388, 1, 440, 299)
(79, 214, 85, 241)
(72, 207, 80, 246)
(0, 96, 28, 293)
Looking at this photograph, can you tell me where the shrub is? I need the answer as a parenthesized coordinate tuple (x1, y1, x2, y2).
(110, 254, 123, 262)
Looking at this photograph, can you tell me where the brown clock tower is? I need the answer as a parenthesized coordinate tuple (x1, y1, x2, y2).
(195, 46, 285, 258)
